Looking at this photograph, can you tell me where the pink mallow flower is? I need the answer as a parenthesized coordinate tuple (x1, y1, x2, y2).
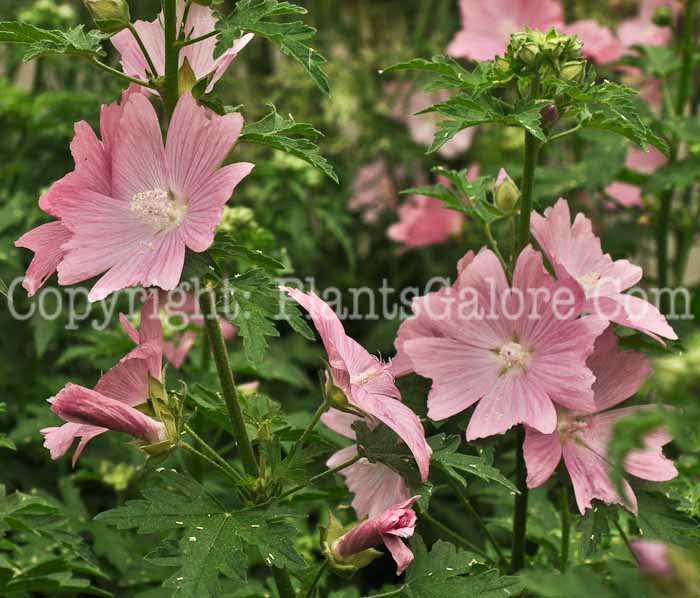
(348, 159, 398, 224)
(17, 92, 253, 302)
(112, 1, 253, 93)
(531, 198, 676, 341)
(561, 20, 623, 64)
(618, 0, 676, 50)
(387, 194, 463, 250)
(447, 0, 563, 61)
(631, 540, 675, 577)
(400, 246, 608, 439)
(605, 146, 667, 208)
(524, 327, 677, 514)
(331, 496, 420, 575)
(283, 287, 432, 510)
(42, 294, 166, 464)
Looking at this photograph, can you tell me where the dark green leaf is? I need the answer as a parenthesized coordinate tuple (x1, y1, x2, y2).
(0, 22, 105, 61)
(353, 421, 422, 486)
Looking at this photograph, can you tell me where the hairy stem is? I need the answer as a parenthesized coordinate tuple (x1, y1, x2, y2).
(560, 485, 570, 572)
(278, 454, 362, 501)
(517, 131, 540, 252)
(162, 0, 180, 120)
(178, 29, 218, 48)
(199, 289, 259, 478)
(180, 442, 241, 486)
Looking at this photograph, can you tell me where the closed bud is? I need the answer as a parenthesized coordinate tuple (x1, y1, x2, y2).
(83, 0, 130, 34)
(560, 60, 585, 81)
(540, 103, 559, 126)
(518, 42, 540, 65)
(322, 369, 368, 418)
(494, 168, 520, 214)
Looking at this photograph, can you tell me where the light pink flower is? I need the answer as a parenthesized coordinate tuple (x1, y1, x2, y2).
(447, 0, 563, 61)
(387, 195, 463, 249)
(618, 2, 674, 50)
(331, 496, 420, 575)
(42, 295, 166, 464)
(631, 540, 675, 576)
(21, 91, 253, 302)
(283, 287, 432, 487)
(605, 146, 667, 208)
(531, 198, 676, 341)
(348, 159, 398, 224)
(112, 1, 253, 93)
(402, 246, 607, 439)
(524, 327, 677, 514)
(561, 20, 623, 63)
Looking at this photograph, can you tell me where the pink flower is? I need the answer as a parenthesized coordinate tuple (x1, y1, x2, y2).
(401, 246, 608, 439)
(605, 146, 667, 208)
(112, 1, 253, 93)
(387, 194, 463, 249)
(524, 327, 677, 514)
(447, 0, 563, 61)
(618, 0, 675, 50)
(348, 159, 398, 224)
(18, 92, 253, 302)
(531, 199, 676, 341)
(631, 540, 675, 576)
(283, 287, 432, 486)
(42, 295, 166, 464)
(331, 496, 420, 575)
(561, 20, 623, 63)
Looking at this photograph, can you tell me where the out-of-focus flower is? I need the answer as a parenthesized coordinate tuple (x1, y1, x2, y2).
(348, 159, 398, 224)
(605, 146, 668, 208)
(387, 194, 463, 249)
(561, 20, 623, 64)
(399, 246, 607, 439)
(447, 0, 563, 61)
(531, 198, 676, 340)
(524, 327, 677, 514)
(112, 0, 253, 92)
(631, 540, 675, 576)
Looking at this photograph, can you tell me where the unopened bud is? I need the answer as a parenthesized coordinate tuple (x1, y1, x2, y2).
(560, 60, 585, 81)
(518, 42, 540, 65)
(494, 168, 520, 214)
(83, 0, 130, 34)
(540, 104, 559, 126)
(322, 370, 367, 418)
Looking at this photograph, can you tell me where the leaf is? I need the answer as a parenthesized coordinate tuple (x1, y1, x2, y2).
(635, 491, 700, 549)
(215, 0, 329, 95)
(222, 269, 313, 366)
(522, 567, 617, 598)
(577, 502, 614, 558)
(210, 231, 287, 272)
(96, 470, 306, 597)
(381, 55, 478, 89)
(0, 22, 105, 61)
(240, 105, 337, 182)
(403, 536, 520, 597)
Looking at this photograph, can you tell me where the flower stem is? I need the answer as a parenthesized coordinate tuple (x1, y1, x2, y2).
(178, 29, 218, 48)
(91, 58, 156, 89)
(613, 518, 636, 561)
(179, 442, 241, 486)
(485, 222, 508, 272)
(183, 423, 243, 482)
(272, 567, 295, 598)
(199, 289, 259, 478)
(510, 426, 529, 572)
(162, 0, 180, 120)
(365, 585, 407, 598)
(419, 511, 491, 560)
(278, 454, 362, 501)
(517, 131, 540, 252)
(127, 23, 159, 79)
(560, 485, 570, 572)
(286, 401, 328, 463)
(305, 561, 328, 598)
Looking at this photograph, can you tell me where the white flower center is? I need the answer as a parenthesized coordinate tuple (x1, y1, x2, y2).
(350, 366, 382, 386)
(577, 271, 602, 295)
(557, 414, 589, 441)
(131, 188, 186, 231)
(499, 341, 530, 370)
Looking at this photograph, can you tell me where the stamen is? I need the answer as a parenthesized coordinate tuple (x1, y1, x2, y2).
(131, 188, 186, 231)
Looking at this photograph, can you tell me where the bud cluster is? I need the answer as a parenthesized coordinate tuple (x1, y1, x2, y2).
(505, 27, 586, 82)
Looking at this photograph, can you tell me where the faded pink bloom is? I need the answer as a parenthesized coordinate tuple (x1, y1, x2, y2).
(531, 198, 676, 341)
(447, 0, 563, 61)
(112, 1, 253, 93)
(387, 195, 463, 249)
(348, 159, 397, 224)
(283, 288, 432, 486)
(331, 496, 420, 575)
(42, 295, 166, 464)
(561, 20, 623, 63)
(524, 327, 677, 514)
(605, 146, 667, 208)
(631, 540, 675, 576)
(18, 92, 253, 302)
(618, 0, 674, 50)
(402, 246, 608, 439)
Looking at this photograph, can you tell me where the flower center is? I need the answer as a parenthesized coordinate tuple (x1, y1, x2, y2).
(577, 271, 602, 295)
(557, 414, 589, 441)
(499, 341, 530, 370)
(131, 188, 186, 231)
(350, 366, 382, 386)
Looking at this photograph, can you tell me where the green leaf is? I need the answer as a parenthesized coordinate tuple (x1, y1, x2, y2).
(635, 491, 700, 549)
(381, 55, 478, 89)
(215, 0, 329, 95)
(222, 269, 313, 366)
(241, 105, 337, 182)
(576, 502, 614, 558)
(403, 536, 520, 597)
(210, 231, 287, 272)
(522, 567, 617, 598)
(0, 22, 105, 61)
(96, 470, 306, 597)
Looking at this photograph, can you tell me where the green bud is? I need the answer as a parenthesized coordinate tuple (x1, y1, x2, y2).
(652, 5, 674, 27)
(494, 168, 520, 214)
(560, 60, 586, 81)
(518, 42, 540, 65)
(321, 514, 382, 577)
(322, 369, 368, 418)
(83, 0, 130, 34)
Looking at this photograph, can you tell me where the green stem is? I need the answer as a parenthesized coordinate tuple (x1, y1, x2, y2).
(199, 289, 259, 478)
(178, 29, 218, 48)
(162, 0, 180, 120)
(613, 519, 636, 561)
(286, 401, 328, 463)
(278, 454, 362, 501)
(272, 567, 295, 598)
(560, 485, 570, 573)
(517, 131, 540, 252)
(91, 59, 156, 89)
(184, 423, 243, 482)
(305, 561, 328, 598)
(365, 586, 406, 598)
(547, 124, 581, 143)
(179, 0, 193, 38)
(420, 511, 491, 560)
(179, 442, 241, 486)
(127, 23, 159, 79)
(510, 426, 529, 573)
(485, 222, 508, 272)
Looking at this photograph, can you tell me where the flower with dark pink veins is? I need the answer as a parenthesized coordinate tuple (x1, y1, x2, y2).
(112, 0, 253, 93)
(41, 295, 166, 464)
(329, 496, 420, 575)
(524, 327, 677, 514)
(531, 198, 676, 341)
(401, 246, 608, 440)
(282, 287, 432, 504)
(447, 0, 563, 61)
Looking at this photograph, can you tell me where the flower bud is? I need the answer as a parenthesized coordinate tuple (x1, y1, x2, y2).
(321, 513, 382, 576)
(631, 540, 674, 577)
(322, 370, 367, 418)
(540, 104, 559, 126)
(494, 168, 520, 214)
(560, 60, 586, 81)
(83, 0, 130, 34)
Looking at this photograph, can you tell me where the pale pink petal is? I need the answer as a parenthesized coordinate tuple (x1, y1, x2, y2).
(207, 33, 255, 92)
(388, 195, 463, 249)
(382, 535, 415, 575)
(626, 146, 667, 173)
(605, 181, 644, 208)
(321, 409, 360, 439)
(587, 295, 677, 341)
(561, 20, 623, 63)
(631, 540, 674, 576)
(163, 330, 197, 368)
(94, 342, 158, 406)
(111, 18, 165, 79)
(41, 422, 106, 464)
(524, 427, 562, 488)
(15, 221, 71, 296)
